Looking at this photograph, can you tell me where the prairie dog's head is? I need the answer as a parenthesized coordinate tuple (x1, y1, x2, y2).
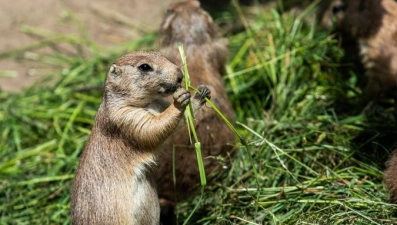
(320, 0, 346, 29)
(105, 50, 183, 104)
(160, 0, 219, 45)
(321, 0, 386, 38)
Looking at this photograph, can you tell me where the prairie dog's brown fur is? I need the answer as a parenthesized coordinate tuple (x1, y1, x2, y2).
(385, 150, 397, 204)
(156, 0, 235, 213)
(321, 0, 397, 101)
(70, 50, 211, 225)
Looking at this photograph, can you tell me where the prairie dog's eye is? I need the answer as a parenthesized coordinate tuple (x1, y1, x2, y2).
(166, 8, 174, 14)
(138, 64, 153, 72)
(332, 4, 347, 14)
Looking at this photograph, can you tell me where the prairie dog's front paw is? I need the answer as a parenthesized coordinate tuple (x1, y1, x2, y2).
(193, 85, 211, 105)
(173, 88, 191, 109)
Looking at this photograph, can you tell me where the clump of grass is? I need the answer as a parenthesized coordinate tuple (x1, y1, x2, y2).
(1, 1, 397, 225)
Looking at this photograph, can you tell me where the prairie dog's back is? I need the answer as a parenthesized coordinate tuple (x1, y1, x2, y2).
(160, 0, 229, 87)
(155, 1, 235, 222)
(160, 0, 220, 46)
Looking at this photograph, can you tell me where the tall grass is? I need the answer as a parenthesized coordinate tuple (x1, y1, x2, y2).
(1, 2, 396, 225)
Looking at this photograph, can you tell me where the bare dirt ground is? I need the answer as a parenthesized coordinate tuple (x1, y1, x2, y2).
(0, 0, 181, 92)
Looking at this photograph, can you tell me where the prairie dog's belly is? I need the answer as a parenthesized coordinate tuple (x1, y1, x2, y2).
(147, 99, 171, 115)
(130, 174, 160, 224)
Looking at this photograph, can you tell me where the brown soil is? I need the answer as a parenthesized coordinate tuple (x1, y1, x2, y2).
(0, 0, 180, 92)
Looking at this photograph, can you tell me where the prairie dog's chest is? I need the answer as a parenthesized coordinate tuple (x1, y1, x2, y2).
(126, 173, 160, 225)
(146, 99, 171, 115)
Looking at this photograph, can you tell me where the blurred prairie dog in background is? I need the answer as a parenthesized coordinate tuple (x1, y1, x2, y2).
(385, 150, 397, 204)
(322, 0, 397, 205)
(155, 0, 236, 220)
(70, 50, 211, 225)
(321, 0, 397, 102)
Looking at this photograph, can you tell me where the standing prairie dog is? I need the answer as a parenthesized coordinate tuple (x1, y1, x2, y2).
(70, 50, 211, 225)
(321, 0, 397, 101)
(155, 0, 235, 216)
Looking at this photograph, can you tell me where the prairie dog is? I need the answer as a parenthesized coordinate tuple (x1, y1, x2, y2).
(70, 50, 211, 225)
(156, 0, 235, 215)
(321, 0, 397, 101)
(385, 149, 397, 204)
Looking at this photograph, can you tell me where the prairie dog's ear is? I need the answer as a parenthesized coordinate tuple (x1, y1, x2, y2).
(191, 0, 201, 8)
(108, 64, 122, 77)
(161, 12, 175, 31)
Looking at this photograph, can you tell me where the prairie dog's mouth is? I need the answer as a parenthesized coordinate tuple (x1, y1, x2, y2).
(158, 83, 180, 96)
